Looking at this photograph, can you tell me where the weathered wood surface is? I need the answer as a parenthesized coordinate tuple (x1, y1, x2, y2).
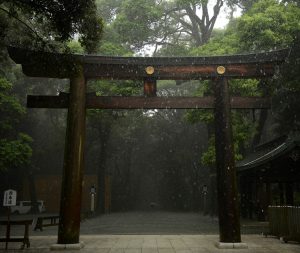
(8, 47, 289, 79)
(27, 94, 270, 109)
(84, 63, 277, 79)
(214, 77, 241, 243)
(57, 70, 86, 244)
(144, 78, 157, 96)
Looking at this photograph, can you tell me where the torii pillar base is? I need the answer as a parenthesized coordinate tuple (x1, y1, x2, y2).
(50, 242, 85, 251)
(215, 242, 248, 249)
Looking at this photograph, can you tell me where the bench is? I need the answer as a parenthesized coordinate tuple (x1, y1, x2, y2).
(0, 220, 32, 250)
(242, 221, 269, 235)
(33, 215, 59, 231)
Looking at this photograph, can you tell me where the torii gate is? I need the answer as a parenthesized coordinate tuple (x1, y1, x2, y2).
(8, 47, 288, 247)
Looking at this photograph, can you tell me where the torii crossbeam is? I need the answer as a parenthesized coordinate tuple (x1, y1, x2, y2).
(8, 47, 289, 247)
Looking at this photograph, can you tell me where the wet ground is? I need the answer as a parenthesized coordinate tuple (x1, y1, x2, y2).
(80, 212, 219, 235)
(0, 211, 266, 235)
(0, 212, 299, 252)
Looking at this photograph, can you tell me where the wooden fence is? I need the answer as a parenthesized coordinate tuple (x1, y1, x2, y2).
(268, 206, 300, 243)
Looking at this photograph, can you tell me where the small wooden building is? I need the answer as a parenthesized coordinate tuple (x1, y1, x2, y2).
(237, 136, 300, 220)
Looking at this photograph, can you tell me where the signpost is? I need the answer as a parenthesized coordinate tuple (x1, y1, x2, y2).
(3, 189, 17, 250)
(3, 189, 17, 207)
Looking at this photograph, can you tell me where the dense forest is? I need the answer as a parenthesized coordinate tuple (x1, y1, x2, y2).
(0, 0, 299, 214)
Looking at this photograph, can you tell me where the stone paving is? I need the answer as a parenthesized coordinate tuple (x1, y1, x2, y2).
(79, 212, 219, 235)
(1, 234, 300, 253)
(0, 212, 299, 252)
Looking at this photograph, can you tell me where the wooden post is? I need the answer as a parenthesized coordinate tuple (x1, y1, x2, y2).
(57, 67, 86, 244)
(214, 77, 241, 243)
(144, 78, 157, 97)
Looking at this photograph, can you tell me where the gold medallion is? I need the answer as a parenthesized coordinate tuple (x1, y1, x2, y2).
(217, 66, 226, 75)
(145, 66, 155, 75)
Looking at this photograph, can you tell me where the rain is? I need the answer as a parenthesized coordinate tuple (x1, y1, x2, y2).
(0, 0, 300, 252)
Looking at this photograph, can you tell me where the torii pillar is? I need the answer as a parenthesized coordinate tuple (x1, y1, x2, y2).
(57, 67, 86, 245)
(214, 76, 242, 245)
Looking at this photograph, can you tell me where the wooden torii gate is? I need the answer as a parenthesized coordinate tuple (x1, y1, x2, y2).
(8, 47, 288, 246)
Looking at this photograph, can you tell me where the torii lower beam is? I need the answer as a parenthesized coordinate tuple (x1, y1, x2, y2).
(27, 95, 271, 109)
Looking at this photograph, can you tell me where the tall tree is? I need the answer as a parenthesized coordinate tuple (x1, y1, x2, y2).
(97, 0, 241, 54)
(166, 0, 225, 47)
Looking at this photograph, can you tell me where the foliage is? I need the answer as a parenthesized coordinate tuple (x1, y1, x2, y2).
(237, 0, 300, 51)
(230, 79, 261, 96)
(0, 0, 103, 52)
(272, 34, 300, 133)
(0, 77, 32, 171)
(0, 133, 32, 171)
(189, 24, 240, 56)
(88, 79, 141, 97)
(112, 0, 163, 50)
(98, 42, 133, 56)
(66, 41, 85, 54)
(229, 0, 258, 12)
(0, 78, 25, 135)
(199, 111, 255, 166)
(96, 0, 123, 23)
(188, 100, 255, 166)
(185, 109, 214, 124)
(154, 44, 190, 57)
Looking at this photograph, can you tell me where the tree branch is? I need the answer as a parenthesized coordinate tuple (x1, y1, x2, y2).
(0, 6, 47, 45)
(208, 0, 224, 34)
(185, 5, 202, 46)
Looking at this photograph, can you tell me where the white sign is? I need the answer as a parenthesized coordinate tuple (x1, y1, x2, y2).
(3, 189, 17, 206)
